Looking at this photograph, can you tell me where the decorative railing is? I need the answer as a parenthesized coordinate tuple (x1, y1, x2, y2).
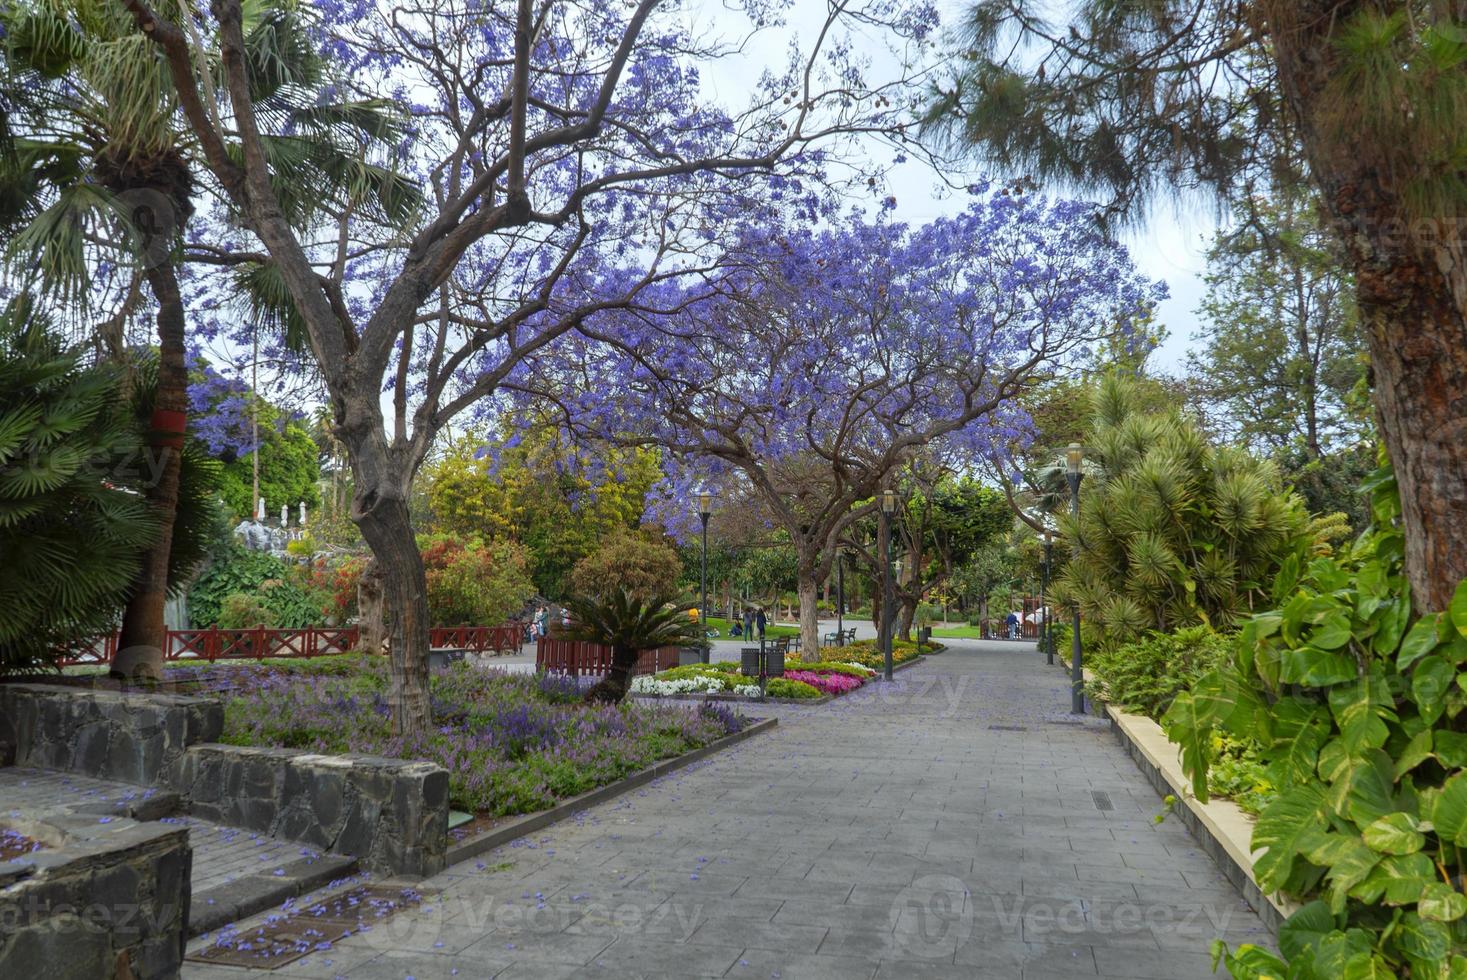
(533, 638, 684, 677)
(55, 624, 525, 668)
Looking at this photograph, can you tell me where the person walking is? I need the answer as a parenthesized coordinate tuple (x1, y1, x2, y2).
(532, 605, 547, 640)
(755, 606, 767, 643)
(1005, 610, 1019, 639)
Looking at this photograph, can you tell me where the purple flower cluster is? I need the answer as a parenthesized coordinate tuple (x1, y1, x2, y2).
(219, 661, 745, 815)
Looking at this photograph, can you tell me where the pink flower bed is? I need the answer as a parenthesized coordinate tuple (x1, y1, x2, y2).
(783, 670, 864, 695)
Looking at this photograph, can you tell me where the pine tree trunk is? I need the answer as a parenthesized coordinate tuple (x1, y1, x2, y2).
(797, 575, 820, 662)
(353, 480, 431, 736)
(1265, 1, 1467, 612)
(357, 557, 387, 655)
(111, 261, 187, 683)
(585, 643, 637, 703)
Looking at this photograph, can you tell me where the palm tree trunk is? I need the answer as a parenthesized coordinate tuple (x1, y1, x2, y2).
(586, 643, 638, 703)
(112, 261, 187, 682)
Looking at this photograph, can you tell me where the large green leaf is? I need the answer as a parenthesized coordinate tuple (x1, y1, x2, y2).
(1278, 900, 1334, 961)
(1451, 580, 1467, 640)
(1254, 785, 1330, 893)
(1414, 654, 1456, 725)
(1393, 729, 1434, 779)
(1361, 813, 1425, 855)
(1374, 598, 1409, 655)
(1160, 690, 1213, 799)
(1282, 645, 1358, 687)
(1399, 614, 1444, 671)
(1332, 750, 1395, 827)
(1331, 681, 1391, 754)
(1304, 832, 1382, 912)
(1313, 613, 1354, 650)
(1393, 911, 1450, 972)
(1432, 772, 1467, 846)
(1419, 883, 1467, 923)
(1436, 730, 1467, 769)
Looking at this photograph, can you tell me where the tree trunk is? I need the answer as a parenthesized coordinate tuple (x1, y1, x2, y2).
(357, 557, 387, 656)
(111, 261, 188, 683)
(898, 598, 916, 642)
(797, 575, 820, 662)
(585, 643, 637, 703)
(354, 488, 431, 736)
(1266, 2, 1467, 612)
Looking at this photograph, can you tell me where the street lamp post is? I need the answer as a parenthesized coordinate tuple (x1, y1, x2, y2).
(1042, 529, 1054, 666)
(836, 551, 845, 647)
(698, 490, 714, 665)
(880, 489, 897, 682)
(1066, 444, 1085, 714)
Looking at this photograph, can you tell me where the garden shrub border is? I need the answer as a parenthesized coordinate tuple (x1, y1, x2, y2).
(445, 716, 778, 866)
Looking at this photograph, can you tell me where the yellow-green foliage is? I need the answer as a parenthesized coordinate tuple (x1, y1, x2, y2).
(1054, 375, 1319, 649)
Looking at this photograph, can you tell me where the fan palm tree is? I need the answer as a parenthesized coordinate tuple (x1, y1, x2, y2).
(0, 297, 158, 672)
(0, 0, 418, 679)
(559, 590, 702, 703)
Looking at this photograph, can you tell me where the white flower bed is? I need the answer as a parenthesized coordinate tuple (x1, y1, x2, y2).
(842, 663, 877, 675)
(629, 675, 727, 695)
(732, 684, 762, 697)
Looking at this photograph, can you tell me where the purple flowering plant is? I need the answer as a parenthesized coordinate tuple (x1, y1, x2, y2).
(217, 660, 744, 814)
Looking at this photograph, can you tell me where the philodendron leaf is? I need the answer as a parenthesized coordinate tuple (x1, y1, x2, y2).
(1361, 812, 1425, 855)
(1314, 613, 1354, 650)
(1393, 729, 1433, 780)
(1304, 832, 1381, 913)
(1432, 772, 1467, 846)
(1253, 785, 1330, 893)
(1399, 614, 1443, 671)
(1413, 654, 1456, 726)
(1161, 690, 1213, 801)
(1278, 900, 1334, 961)
(1450, 579, 1467, 639)
(1355, 852, 1436, 906)
(1436, 730, 1467, 769)
(1419, 882, 1467, 923)
(1282, 645, 1358, 687)
(1393, 911, 1451, 973)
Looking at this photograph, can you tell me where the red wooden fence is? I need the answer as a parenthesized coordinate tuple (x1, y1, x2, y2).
(56, 624, 525, 668)
(533, 638, 684, 677)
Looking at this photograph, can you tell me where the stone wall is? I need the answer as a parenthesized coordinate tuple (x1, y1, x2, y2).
(0, 685, 222, 787)
(0, 811, 190, 980)
(0, 684, 449, 878)
(165, 745, 449, 877)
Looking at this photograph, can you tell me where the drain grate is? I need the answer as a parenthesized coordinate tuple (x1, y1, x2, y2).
(187, 884, 426, 970)
(1046, 719, 1085, 726)
(987, 724, 1028, 732)
(1091, 790, 1114, 812)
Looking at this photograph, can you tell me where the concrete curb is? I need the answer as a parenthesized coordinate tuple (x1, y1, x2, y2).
(444, 717, 779, 867)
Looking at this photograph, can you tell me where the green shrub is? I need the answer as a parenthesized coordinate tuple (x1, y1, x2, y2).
(1085, 626, 1233, 719)
(1166, 466, 1467, 977)
(189, 547, 321, 628)
(1206, 733, 1273, 817)
(765, 677, 821, 699)
(1053, 374, 1332, 650)
(217, 593, 278, 629)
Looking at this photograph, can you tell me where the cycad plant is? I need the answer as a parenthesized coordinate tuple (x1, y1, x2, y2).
(0, 298, 157, 672)
(559, 589, 701, 703)
(1052, 374, 1321, 648)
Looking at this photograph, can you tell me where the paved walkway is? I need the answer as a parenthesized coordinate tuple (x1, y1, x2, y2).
(182, 639, 1271, 979)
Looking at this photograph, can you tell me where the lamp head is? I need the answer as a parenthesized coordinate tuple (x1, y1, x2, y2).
(696, 489, 714, 517)
(880, 488, 896, 514)
(1066, 443, 1084, 474)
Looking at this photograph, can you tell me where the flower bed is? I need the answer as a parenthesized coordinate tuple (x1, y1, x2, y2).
(836, 638, 940, 669)
(629, 660, 877, 700)
(214, 659, 748, 816)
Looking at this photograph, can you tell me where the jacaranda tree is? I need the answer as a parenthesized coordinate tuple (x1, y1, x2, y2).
(125, 0, 942, 734)
(528, 189, 1163, 655)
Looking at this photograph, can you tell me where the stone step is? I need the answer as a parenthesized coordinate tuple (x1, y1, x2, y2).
(0, 766, 182, 821)
(188, 853, 360, 937)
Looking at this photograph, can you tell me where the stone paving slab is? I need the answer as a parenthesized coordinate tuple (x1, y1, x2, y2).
(180, 639, 1274, 979)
